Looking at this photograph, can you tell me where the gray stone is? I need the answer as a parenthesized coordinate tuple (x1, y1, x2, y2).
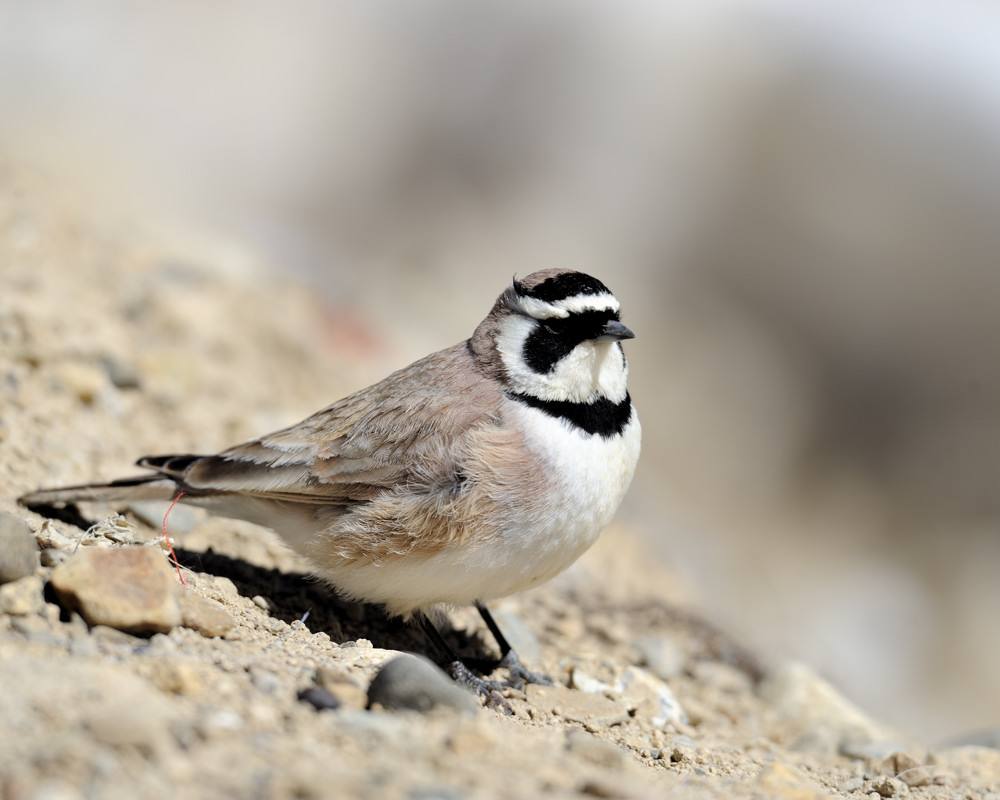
(0, 511, 38, 584)
(298, 686, 341, 711)
(99, 354, 142, 389)
(367, 655, 478, 714)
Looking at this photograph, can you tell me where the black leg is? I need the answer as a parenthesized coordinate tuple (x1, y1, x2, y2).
(475, 602, 512, 658)
(474, 602, 552, 688)
(416, 611, 458, 662)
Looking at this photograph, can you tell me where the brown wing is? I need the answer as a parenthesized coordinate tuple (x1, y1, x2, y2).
(140, 343, 502, 506)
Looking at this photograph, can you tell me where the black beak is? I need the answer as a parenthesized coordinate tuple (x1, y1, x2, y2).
(596, 320, 635, 342)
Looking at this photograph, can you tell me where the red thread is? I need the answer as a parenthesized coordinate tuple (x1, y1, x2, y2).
(162, 490, 188, 586)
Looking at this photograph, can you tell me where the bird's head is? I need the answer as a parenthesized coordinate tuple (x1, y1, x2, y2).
(472, 269, 634, 404)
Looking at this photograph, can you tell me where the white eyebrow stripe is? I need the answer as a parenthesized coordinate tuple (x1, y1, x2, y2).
(515, 291, 620, 320)
(516, 296, 570, 319)
(554, 292, 620, 315)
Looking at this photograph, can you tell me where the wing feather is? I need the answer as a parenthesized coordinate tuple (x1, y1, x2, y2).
(156, 343, 502, 505)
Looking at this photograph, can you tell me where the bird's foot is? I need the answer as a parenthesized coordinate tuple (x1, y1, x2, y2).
(448, 660, 512, 714)
(460, 650, 552, 691)
(495, 649, 553, 690)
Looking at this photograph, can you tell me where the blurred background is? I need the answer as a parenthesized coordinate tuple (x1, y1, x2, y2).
(1, 0, 998, 740)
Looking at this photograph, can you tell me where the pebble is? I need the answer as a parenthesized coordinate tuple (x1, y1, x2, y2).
(367, 655, 478, 714)
(298, 686, 342, 712)
(565, 729, 626, 769)
(619, 666, 687, 728)
(897, 766, 943, 788)
(147, 661, 205, 696)
(870, 776, 907, 797)
(569, 667, 617, 695)
(40, 549, 69, 567)
(35, 521, 75, 551)
(49, 546, 182, 634)
(667, 735, 698, 763)
(99, 354, 142, 389)
(179, 592, 235, 637)
(250, 666, 282, 694)
(0, 575, 45, 615)
(252, 595, 270, 611)
(198, 709, 244, 737)
(880, 751, 921, 775)
(0, 511, 38, 584)
(633, 635, 686, 681)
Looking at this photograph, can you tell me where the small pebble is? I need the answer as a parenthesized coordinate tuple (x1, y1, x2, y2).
(0, 575, 45, 615)
(298, 686, 342, 712)
(100, 354, 142, 389)
(252, 595, 270, 611)
(250, 667, 281, 694)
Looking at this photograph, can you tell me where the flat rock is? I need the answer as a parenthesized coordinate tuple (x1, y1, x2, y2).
(179, 592, 234, 637)
(367, 654, 478, 714)
(526, 684, 627, 727)
(0, 511, 38, 584)
(49, 546, 182, 634)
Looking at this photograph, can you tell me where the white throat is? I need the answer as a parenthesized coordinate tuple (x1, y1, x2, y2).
(495, 315, 629, 403)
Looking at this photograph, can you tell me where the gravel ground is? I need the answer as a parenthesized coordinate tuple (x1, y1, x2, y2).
(1, 165, 998, 800)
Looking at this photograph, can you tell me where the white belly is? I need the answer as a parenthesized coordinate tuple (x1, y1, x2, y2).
(323, 403, 641, 615)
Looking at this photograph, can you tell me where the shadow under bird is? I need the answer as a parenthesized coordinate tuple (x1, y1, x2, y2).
(20, 269, 641, 700)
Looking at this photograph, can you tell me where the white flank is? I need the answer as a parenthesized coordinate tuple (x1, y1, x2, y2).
(319, 403, 641, 615)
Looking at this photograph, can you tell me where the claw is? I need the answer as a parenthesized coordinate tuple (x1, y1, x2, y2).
(497, 650, 552, 689)
(448, 661, 513, 714)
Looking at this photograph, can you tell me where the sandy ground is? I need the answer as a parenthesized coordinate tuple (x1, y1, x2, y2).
(2, 165, 999, 799)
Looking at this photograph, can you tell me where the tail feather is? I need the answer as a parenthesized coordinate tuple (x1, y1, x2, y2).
(17, 474, 179, 508)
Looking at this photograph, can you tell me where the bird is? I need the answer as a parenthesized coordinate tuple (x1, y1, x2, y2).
(19, 268, 641, 699)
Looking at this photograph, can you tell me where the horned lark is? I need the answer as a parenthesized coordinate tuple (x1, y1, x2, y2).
(21, 269, 640, 696)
